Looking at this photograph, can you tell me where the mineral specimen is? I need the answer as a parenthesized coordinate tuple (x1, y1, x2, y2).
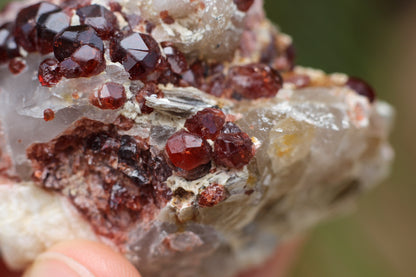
(0, 0, 394, 276)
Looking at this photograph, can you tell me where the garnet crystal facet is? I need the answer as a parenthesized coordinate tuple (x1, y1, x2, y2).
(14, 2, 61, 52)
(113, 32, 163, 81)
(76, 4, 118, 40)
(214, 124, 254, 169)
(346, 77, 376, 103)
(134, 82, 163, 114)
(8, 58, 26, 74)
(161, 42, 188, 74)
(185, 108, 226, 140)
(166, 130, 212, 171)
(53, 25, 104, 62)
(43, 108, 55, 121)
(36, 10, 71, 54)
(59, 44, 105, 78)
(221, 122, 243, 134)
(0, 23, 20, 64)
(90, 82, 126, 110)
(38, 58, 62, 87)
(227, 63, 283, 100)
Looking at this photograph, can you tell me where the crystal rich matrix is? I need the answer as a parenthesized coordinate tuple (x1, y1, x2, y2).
(0, 0, 394, 276)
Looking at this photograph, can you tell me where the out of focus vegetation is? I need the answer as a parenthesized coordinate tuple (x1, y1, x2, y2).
(266, 1, 416, 277)
(1, 0, 415, 276)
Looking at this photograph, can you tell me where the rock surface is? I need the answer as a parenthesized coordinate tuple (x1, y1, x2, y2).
(0, 0, 394, 276)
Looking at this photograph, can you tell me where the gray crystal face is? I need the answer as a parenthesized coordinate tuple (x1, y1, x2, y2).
(0, 0, 394, 276)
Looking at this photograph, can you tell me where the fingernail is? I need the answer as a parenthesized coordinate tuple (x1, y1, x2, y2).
(24, 252, 95, 277)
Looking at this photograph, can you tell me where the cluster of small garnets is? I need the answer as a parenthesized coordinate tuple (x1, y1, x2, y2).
(165, 108, 254, 180)
(0, 1, 277, 100)
(0, 1, 376, 104)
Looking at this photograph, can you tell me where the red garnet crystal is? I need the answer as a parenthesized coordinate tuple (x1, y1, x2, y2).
(181, 60, 207, 88)
(214, 123, 254, 169)
(134, 82, 163, 114)
(205, 73, 227, 97)
(285, 44, 296, 70)
(198, 183, 228, 208)
(38, 58, 62, 87)
(160, 10, 175, 25)
(14, 2, 60, 52)
(221, 122, 243, 134)
(53, 25, 104, 62)
(346, 77, 376, 103)
(175, 162, 211, 181)
(185, 108, 226, 140)
(0, 23, 20, 64)
(272, 44, 296, 71)
(76, 4, 118, 40)
(233, 0, 255, 12)
(8, 58, 26, 74)
(111, 32, 163, 81)
(166, 130, 212, 171)
(161, 42, 188, 74)
(227, 63, 283, 100)
(36, 10, 71, 54)
(43, 108, 55, 121)
(90, 82, 126, 110)
(59, 44, 105, 78)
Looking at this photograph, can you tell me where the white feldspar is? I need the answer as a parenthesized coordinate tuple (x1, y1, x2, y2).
(0, 184, 98, 271)
(100, 0, 245, 60)
(0, 0, 394, 276)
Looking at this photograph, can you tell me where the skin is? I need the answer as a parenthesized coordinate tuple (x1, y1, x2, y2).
(0, 239, 302, 277)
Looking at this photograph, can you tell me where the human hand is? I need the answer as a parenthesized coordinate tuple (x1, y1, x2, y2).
(1, 240, 141, 277)
(0, 239, 302, 277)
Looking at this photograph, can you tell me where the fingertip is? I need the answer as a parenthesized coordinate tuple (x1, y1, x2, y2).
(24, 240, 141, 277)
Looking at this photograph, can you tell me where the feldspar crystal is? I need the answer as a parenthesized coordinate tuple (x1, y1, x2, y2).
(0, 0, 394, 277)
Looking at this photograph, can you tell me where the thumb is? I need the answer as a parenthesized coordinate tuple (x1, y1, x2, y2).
(23, 240, 141, 277)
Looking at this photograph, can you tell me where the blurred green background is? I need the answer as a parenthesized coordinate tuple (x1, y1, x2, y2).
(1, 0, 415, 276)
(265, 0, 416, 277)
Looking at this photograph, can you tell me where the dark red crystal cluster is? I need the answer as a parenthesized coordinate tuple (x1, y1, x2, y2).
(166, 108, 254, 180)
(0, 1, 284, 100)
(0, 1, 115, 82)
(27, 118, 173, 237)
(181, 61, 284, 100)
(0, 1, 376, 103)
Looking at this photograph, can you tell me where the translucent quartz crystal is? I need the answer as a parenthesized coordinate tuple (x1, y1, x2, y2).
(0, 0, 394, 276)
